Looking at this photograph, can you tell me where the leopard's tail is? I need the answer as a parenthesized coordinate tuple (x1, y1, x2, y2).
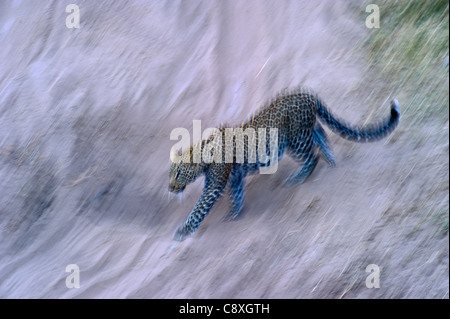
(316, 98, 400, 142)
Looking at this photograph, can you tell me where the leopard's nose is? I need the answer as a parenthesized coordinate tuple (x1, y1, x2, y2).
(169, 185, 184, 194)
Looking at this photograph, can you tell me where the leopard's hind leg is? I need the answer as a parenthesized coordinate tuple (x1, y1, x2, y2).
(285, 133, 319, 186)
(313, 122, 336, 167)
(285, 150, 319, 186)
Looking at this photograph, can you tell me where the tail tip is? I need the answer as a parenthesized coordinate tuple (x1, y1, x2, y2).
(390, 99, 400, 120)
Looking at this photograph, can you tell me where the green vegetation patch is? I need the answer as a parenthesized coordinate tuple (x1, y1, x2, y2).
(364, 0, 449, 123)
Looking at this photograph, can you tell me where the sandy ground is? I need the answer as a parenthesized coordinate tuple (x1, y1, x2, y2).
(0, 0, 448, 298)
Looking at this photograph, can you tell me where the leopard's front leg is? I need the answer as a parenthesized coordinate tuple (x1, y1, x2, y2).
(175, 163, 231, 241)
(223, 164, 246, 221)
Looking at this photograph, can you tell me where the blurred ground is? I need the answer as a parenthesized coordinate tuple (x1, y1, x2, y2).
(0, 0, 448, 298)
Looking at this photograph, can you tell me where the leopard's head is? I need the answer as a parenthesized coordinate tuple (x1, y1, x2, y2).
(169, 147, 203, 193)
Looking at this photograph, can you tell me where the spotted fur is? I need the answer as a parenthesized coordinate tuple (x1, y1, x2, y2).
(169, 87, 400, 240)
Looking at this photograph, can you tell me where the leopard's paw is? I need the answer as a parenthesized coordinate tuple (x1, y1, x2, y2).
(174, 224, 193, 241)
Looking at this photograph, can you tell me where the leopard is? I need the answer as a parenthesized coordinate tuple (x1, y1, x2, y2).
(169, 87, 400, 241)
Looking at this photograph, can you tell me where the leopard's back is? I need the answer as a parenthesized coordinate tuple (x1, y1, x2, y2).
(233, 87, 318, 170)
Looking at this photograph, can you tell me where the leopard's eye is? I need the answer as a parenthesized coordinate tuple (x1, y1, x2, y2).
(176, 171, 181, 179)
